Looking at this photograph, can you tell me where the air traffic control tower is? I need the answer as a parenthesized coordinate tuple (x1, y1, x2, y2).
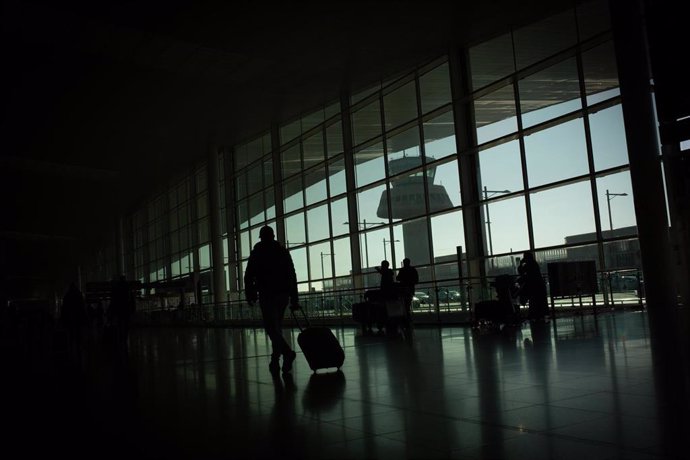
(376, 156, 453, 266)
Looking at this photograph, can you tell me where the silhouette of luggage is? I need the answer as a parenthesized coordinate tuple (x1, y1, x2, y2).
(292, 309, 345, 373)
(474, 299, 518, 327)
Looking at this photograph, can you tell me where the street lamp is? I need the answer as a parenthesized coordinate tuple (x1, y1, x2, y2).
(383, 238, 400, 261)
(343, 219, 386, 268)
(320, 252, 332, 280)
(483, 187, 511, 256)
(605, 189, 628, 231)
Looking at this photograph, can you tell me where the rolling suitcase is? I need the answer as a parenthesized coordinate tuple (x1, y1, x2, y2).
(292, 308, 345, 373)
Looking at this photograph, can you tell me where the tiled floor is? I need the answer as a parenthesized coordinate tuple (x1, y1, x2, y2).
(3, 310, 689, 459)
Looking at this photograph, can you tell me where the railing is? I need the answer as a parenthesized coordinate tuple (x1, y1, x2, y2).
(133, 268, 645, 327)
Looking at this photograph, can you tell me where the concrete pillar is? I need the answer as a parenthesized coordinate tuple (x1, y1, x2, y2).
(340, 91, 364, 291)
(610, 0, 677, 317)
(450, 47, 485, 299)
(208, 143, 227, 305)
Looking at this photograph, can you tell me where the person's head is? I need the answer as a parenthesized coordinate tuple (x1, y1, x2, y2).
(522, 251, 534, 262)
(381, 260, 390, 269)
(259, 225, 275, 241)
(402, 258, 411, 267)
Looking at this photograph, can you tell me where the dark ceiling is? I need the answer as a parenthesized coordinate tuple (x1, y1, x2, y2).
(1, 0, 585, 290)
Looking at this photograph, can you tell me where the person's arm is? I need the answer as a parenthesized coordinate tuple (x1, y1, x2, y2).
(285, 249, 300, 310)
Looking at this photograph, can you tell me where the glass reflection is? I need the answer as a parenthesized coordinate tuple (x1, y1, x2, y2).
(475, 85, 518, 144)
(423, 110, 456, 160)
(519, 58, 581, 129)
(419, 61, 451, 114)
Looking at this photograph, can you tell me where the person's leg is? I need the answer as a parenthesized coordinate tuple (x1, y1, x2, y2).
(261, 294, 294, 372)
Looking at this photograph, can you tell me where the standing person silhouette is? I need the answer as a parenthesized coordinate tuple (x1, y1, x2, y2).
(244, 225, 300, 374)
(396, 258, 419, 322)
(375, 260, 395, 298)
(517, 250, 549, 321)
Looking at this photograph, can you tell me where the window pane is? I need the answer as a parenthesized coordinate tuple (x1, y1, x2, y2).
(236, 174, 247, 201)
(357, 184, 388, 227)
(393, 217, 430, 265)
(388, 130, 421, 183)
(596, 172, 637, 233)
(330, 197, 349, 237)
(289, 247, 308, 284)
(485, 195, 529, 255)
(304, 166, 327, 206)
(285, 212, 306, 248)
(326, 119, 344, 158)
(591, 105, 628, 171)
(383, 80, 418, 131)
(582, 41, 620, 106)
(303, 129, 324, 169)
(333, 237, 352, 277)
(237, 200, 249, 230)
(247, 162, 263, 195)
(520, 58, 581, 129)
(361, 227, 389, 270)
(265, 188, 276, 220)
(352, 100, 381, 146)
(199, 244, 211, 269)
(479, 140, 524, 194)
(431, 210, 465, 259)
(354, 142, 385, 188)
(198, 217, 209, 243)
(263, 158, 273, 190)
(283, 176, 304, 213)
(240, 230, 251, 260)
(309, 242, 332, 280)
(281, 144, 301, 179)
(424, 110, 456, 161)
(280, 119, 301, 145)
(307, 203, 330, 242)
(531, 181, 595, 248)
(197, 193, 208, 218)
(390, 167, 427, 220)
(248, 193, 265, 226)
(328, 156, 347, 197)
(525, 118, 589, 187)
(470, 32, 515, 91)
(513, 9, 577, 71)
(475, 85, 518, 144)
(430, 160, 461, 210)
(420, 61, 451, 114)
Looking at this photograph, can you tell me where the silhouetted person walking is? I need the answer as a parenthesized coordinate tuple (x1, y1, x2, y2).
(109, 275, 135, 351)
(396, 258, 418, 321)
(61, 282, 86, 356)
(517, 251, 549, 321)
(245, 225, 300, 374)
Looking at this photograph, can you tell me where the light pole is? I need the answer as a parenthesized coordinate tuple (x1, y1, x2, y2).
(605, 189, 628, 231)
(320, 252, 332, 280)
(343, 219, 386, 268)
(383, 238, 400, 261)
(483, 187, 511, 256)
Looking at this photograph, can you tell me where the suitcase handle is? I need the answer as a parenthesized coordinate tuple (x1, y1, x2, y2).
(290, 306, 310, 332)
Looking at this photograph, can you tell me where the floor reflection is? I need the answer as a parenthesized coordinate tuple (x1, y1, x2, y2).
(1, 311, 688, 459)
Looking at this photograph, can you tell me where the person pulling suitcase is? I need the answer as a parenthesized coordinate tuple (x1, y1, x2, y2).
(245, 225, 300, 374)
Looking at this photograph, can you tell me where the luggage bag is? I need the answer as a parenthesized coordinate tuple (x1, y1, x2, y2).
(292, 308, 345, 373)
